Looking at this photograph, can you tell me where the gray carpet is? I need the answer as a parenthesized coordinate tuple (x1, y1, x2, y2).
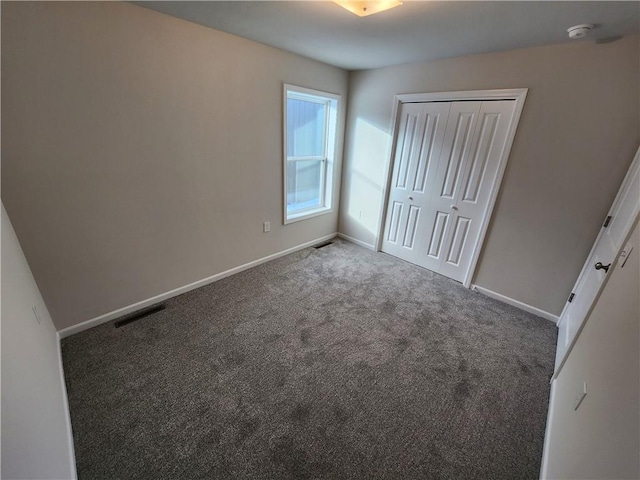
(62, 238, 557, 479)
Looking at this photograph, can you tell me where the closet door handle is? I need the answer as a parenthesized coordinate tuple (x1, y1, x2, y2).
(594, 262, 611, 273)
(450, 205, 458, 211)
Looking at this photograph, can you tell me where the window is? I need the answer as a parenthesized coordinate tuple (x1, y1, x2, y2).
(284, 84, 339, 223)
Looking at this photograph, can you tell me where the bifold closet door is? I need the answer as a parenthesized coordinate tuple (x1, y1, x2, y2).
(381, 102, 450, 266)
(382, 99, 516, 283)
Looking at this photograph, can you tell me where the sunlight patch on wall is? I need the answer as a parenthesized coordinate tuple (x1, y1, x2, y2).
(344, 118, 392, 237)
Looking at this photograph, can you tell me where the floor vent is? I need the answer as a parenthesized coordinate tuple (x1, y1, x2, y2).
(114, 304, 165, 328)
(314, 241, 334, 249)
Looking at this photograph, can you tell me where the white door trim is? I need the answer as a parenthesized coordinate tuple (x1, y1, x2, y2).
(375, 88, 528, 288)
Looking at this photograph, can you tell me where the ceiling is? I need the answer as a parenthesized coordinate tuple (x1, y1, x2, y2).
(135, 1, 640, 70)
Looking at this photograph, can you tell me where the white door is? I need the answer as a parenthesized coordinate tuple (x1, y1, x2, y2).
(381, 102, 450, 266)
(382, 100, 517, 283)
(554, 146, 640, 374)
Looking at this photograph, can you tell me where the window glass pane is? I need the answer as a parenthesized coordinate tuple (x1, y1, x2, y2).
(287, 98, 326, 157)
(286, 159, 322, 213)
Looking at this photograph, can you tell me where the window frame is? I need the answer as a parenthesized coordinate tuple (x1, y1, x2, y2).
(283, 84, 340, 224)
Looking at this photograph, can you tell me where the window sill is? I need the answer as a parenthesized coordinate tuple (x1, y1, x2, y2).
(284, 206, 332, 225)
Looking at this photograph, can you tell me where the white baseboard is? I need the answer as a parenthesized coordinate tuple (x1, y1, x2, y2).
(56, 332, 78, 479)
(336, 232, 376, 251)
(470, 285, 560, 324)
(58, 233, 338, 338)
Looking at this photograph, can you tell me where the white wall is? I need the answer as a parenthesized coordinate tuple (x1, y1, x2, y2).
(1, 2, 348, 330)
(542, 220, 639, 479)
(1, 204, 77, 479)
(340, 36, 639, 315)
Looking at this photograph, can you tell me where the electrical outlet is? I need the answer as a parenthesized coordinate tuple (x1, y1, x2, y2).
(263, 221, 270, 233)
(32, 305, 42, 324)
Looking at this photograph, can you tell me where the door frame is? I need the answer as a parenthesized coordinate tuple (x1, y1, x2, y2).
(552, 145, 640, 380)
(375, 88, 528, 288)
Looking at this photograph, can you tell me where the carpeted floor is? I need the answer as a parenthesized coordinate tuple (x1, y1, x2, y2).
(62, 239, 557, 479)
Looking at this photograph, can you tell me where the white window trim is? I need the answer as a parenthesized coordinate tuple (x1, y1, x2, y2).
(283, 84, 340, 225)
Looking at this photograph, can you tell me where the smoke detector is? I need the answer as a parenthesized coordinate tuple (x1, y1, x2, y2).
(567, 24, 594, 39)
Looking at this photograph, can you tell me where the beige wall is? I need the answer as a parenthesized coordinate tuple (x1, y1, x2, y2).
(2, 2, 348, 330)
(542, 219, 639, 479)
(340, 36, 639, 315)
(1, 204, 77, 479)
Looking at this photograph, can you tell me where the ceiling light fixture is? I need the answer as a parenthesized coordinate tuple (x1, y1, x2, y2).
(333, 0, 403, 17)
(567, 24, 594, 40)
